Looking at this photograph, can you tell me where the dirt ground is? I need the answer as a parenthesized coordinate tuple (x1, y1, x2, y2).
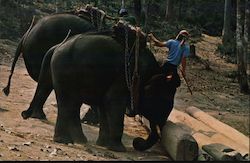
(0, 34, 249, 161)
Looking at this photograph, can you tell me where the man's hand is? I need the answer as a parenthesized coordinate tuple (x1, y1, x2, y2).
(148, 33, 153, 40)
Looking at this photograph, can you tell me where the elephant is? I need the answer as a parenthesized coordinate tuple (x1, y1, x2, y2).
(3, 5, 115, 119)
(27, 21, 178, 152)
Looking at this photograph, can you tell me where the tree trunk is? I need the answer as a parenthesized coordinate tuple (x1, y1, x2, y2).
(141, 0, 149, 31)
(236, 0, 249, 93)
(55, 0, 63, 13)
(134, 0, 141, 25)
(165, 0, 174, 22)
(222, 0, 232, 45)
(244, 0, 249, 71)
(121, 0, 125, 8)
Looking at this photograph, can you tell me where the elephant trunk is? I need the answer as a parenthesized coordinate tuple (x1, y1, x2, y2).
(132, 131, 160, 151)
(132, 122, 160, 151)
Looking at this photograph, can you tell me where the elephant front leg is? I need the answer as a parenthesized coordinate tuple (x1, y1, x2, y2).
(98, 78, 127, 152)
(53, 95, 87, 144)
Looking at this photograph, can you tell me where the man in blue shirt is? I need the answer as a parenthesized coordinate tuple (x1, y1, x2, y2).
(148, 30, 190, 87)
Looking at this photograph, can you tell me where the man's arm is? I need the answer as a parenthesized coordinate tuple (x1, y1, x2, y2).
(148, 33, 166, 47)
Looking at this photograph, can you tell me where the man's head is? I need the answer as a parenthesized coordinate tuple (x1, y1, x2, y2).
(176, 30, 190, 41)
(119, 8, 128, 17)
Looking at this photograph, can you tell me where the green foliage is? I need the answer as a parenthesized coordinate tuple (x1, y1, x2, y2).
(0, 0, 230, 41)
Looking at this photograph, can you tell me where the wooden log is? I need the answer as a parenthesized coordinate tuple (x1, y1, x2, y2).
(185, 106, 249, 150)
(202, 143, 247, 161)
(141, 116, 198, 161)
(161, 121, 199, 161)
(168, 109, 249, 156)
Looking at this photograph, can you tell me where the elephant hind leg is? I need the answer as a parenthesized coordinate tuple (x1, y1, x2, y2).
(22, 48, 55, 120)
(53, 94, 87, 144)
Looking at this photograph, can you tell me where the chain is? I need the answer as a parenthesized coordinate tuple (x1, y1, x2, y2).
(125, 26, 131, 89)
(124, 26, 135, 112)
(97, 11, 101, 31)
(90, 9, 95, 28)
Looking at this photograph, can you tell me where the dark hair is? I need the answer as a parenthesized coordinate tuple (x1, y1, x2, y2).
(119, 8, 128, 17)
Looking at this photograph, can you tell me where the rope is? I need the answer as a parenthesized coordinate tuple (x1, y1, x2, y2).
(124, 25, 141, 115)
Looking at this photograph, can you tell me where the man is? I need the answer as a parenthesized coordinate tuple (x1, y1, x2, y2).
(148, 30, 190, 87)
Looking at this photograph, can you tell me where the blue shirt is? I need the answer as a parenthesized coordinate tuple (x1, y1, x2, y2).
(165, 39, 190, 66)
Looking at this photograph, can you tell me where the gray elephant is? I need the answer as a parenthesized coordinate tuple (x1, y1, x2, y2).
(29, 21, 177, 152)
(3, 6, 115, 119)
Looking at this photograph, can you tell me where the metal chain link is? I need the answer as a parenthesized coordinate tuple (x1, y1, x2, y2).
(97, 11, 101, 31)
(124, 25, 141, 114)
(125, 26, 131, 89)
(90, 9, 95, 28)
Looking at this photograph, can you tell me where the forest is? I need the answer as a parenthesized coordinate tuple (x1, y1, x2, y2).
(0, 0, 249, 161)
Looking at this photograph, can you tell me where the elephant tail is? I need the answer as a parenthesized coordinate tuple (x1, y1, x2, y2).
(57, 29, 72, 49)
(2, 16, 36, 96)
(42, 29, 72, 67)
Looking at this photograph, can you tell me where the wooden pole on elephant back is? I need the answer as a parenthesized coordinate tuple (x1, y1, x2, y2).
(185, 106, 249, 150)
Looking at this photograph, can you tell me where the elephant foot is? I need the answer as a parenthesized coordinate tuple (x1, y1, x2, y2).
(21, 109, 47, 120)
(96, 138, 126, 152)
(30, 111, 47, 120)
(72, 134, 88, 144)
(53, 135, 73, 144)
(81, 109, 99, 125)
(107, 142, 126, 152)
(96, 138, 109, 148)
(21, 110, 32, 120)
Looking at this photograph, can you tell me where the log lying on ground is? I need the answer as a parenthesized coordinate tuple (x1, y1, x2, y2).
(161, 121, 199, 161)
(185, 106, 249, 150)
(141, 116, 199, 161)
(168, 109, 249, 156)
(202, 143, 248, 161)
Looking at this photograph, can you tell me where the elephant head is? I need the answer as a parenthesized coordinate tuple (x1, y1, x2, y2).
(112, 21, 177, 151)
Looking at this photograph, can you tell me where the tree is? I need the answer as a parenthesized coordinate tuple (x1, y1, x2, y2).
(236, 0, 249, 93)
(222, 0, 233, 45)
(121, 0, 125, 8)
(134, 0, 142, 25)
(243, 0, 249, 68)
(165, 0, 174, 22)
(141, 0, 150, 31)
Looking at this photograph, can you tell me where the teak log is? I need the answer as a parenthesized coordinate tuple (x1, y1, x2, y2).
(168, 109, 249, 156)
(185, 106, 249, 150)
(141, 116, 198, 161)
(161, 121, 199, 161)
(202, 143, 247, 161)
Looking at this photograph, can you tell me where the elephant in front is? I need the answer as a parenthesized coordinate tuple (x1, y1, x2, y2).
(3, 6, 115, 119)
(30, 21, 177, 152)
